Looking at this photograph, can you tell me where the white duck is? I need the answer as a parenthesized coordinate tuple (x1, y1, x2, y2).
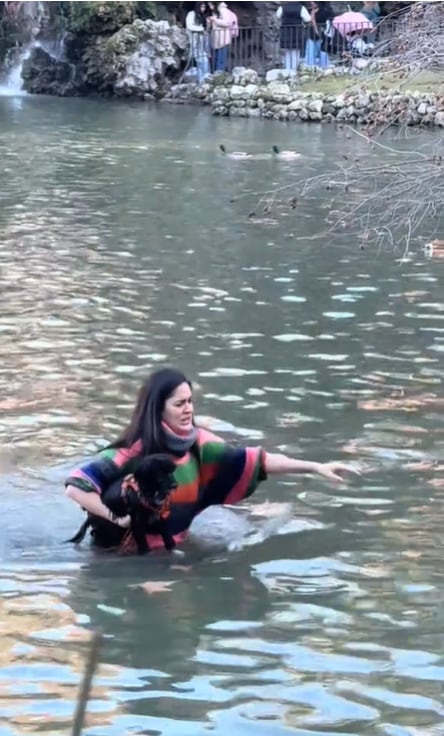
(272, 145, 301, 161)
(219, 144, 254, 160)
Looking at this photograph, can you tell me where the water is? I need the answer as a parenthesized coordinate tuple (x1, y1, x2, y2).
(0, 94, 443, 735)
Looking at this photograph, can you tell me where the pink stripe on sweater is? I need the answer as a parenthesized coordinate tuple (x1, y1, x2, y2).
(197, 427, 224, 444)
(112, 440, 142, 467)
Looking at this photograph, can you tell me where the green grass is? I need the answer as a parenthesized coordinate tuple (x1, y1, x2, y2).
(299, 70, 443, 95)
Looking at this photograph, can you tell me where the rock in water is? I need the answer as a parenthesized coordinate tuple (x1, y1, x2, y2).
(187, 503, 293, 552)
(188, 507, 254, 552)
(21, 47, 76, 96)
(21, 19, 188, 98)
(77, 19, 188, 98)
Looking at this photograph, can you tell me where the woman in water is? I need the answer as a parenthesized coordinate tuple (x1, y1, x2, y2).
(65, 368, 357, 552)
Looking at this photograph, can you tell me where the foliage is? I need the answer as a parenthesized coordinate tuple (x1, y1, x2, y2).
(61, 2, 139, 36)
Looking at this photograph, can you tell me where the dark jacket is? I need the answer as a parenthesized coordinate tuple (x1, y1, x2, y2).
(305, 2, 334, 46)
(280, 2, 305, 49)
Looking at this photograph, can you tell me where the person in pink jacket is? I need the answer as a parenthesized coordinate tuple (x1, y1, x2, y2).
(208, 1, 238, 72)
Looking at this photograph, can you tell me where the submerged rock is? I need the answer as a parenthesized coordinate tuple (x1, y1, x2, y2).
(187, 502, 294, 552)
(188, 507, 253, 551)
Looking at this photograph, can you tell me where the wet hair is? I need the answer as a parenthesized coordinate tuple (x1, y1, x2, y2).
(112, 368, 192, 453)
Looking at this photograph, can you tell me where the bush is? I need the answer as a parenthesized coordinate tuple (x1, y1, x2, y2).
(63, 2, 139, 36)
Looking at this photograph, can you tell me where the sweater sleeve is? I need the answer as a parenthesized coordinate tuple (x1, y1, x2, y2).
(196, 429, 267, 508)
(300, 5, 311, 23)
(186, 11, 204, 33)
(65, 441, 142, 495)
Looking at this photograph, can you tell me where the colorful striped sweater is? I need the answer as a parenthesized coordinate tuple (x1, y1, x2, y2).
(65, 428, 267, 549)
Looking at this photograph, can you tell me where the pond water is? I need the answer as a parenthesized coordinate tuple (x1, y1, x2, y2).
(0, 94, 443, 736)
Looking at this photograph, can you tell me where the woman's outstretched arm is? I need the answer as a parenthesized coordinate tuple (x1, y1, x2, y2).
(264, 453, 359, 483)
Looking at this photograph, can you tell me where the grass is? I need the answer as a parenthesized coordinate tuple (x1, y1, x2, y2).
(299, 70, 443, 95)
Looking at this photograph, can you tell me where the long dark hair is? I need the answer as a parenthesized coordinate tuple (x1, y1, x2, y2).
(194, 1, 208, 27)
(111, 368, 192, 454)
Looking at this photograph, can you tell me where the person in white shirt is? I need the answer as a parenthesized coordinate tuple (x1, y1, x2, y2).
(186, 2, 211, 82)
(276, 2, 311, 70)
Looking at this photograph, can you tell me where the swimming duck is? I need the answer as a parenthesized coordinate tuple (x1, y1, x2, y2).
(424, 239, 444, 258)
(219, 144, 253, 160)
(272, 145, 301, 161)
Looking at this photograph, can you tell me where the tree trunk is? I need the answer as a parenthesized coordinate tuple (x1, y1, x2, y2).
(253, 1, 281, 71)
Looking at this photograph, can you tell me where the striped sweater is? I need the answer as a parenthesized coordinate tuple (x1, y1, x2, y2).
(65, 428, 267, 549)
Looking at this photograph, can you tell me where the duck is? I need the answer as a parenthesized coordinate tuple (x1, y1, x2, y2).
(219, 144, 254, 160)
(424, 238, 444, 258)
(272, 145, 301, 161)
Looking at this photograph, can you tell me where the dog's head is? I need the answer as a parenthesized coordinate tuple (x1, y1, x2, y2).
(132, 453, 177, 509)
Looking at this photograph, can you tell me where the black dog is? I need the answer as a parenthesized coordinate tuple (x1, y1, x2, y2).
(68, 454, 177, 554)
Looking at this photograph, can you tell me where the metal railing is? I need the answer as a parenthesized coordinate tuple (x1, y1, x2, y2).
(188, 18, 397, 77)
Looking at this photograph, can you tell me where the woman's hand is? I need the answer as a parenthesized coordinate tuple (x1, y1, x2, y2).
(314, 462, 360, 483)
(116, 515, 131, 528)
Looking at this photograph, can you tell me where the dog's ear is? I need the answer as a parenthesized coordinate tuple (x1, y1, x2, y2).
(134, 454, 176, 481)
(146, 454, 176, 475)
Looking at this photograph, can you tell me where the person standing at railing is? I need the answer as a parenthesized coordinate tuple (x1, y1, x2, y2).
(186, 2, 211, 83)
(208, 1, 236, 72)
(361, 1, 381, 22)
(360, 1, 380, 44)
(303, 1, 334, 68)
(276, 2, 311, 71)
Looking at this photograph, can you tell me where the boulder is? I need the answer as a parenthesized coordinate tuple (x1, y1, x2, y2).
(232, 66, 259, 85)
(308, 98, 323, 113)
(288, 98, 304, 111)
(21, 46, 76, 96)
(262, 81, 291, 102)
(82, 19, 189, 98)
(230, 84, 246, 99)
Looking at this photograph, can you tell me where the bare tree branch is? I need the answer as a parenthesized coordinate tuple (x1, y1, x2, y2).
(251, 2, 444, 251)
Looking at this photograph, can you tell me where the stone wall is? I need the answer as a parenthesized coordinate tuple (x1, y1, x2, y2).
(182, 67, 444, 128)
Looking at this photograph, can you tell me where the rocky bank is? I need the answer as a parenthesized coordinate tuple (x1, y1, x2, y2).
(183, 67, 444, 127)
(7, 3, 443, 129)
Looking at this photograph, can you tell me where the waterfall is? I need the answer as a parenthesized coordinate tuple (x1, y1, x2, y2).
(0, 46, 33, 95)
(0, 1, 51, 95)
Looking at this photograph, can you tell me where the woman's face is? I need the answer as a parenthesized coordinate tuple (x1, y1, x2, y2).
(163, 382, 194, 434)
(199, 3, 206, 13)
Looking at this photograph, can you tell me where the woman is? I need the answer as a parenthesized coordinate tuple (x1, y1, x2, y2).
(208, 1, 233, 73)
(361, 1, 380, 22)
(303, 1, 334, 68)
(65, 368, 357, 553)
(185, 2, 211, 83)
(277, 2, 311, 71)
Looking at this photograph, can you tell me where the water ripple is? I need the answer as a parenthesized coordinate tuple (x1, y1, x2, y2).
(0, 97, 442, 736)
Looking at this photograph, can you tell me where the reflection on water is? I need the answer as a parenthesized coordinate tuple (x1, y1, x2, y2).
(0, 95, 443, 735)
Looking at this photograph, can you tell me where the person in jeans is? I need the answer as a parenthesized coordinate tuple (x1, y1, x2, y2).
(186, 2, 211, 82)
(208, 1, 234, 72)
(303, 1, 334, 68)
(277, 2, 311, 71)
